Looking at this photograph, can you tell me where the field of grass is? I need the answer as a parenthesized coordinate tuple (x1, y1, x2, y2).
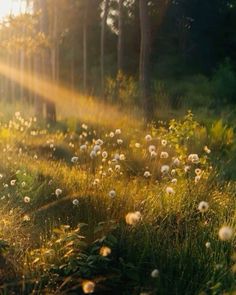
(0, 106, 235, 295)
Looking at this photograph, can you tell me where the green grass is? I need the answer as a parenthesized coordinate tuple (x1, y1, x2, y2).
(0, 108, 234, 294)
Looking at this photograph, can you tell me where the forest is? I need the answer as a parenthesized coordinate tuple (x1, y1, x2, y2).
(0, 0, 235, 294)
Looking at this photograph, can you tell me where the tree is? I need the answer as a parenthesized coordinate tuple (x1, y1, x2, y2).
(117, 0, 124, 73)
(101, 0, 110, 93)
(139, 0, 153, 117)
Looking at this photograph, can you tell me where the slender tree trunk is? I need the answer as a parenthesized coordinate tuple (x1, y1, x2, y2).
(139, 0, 153, 118)
(100, 0, 109, 94)
(83, 1, 88, 93)
(118, 0, 124, 73)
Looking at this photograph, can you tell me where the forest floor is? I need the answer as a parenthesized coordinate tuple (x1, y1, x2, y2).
(0, 103, 235, 295)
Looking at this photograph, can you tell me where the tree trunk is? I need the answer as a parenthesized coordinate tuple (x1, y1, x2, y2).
(100, 0, 109, 94)
(83, 1, 88, 93)
(139, 0, 153, 118)
(118, 0, 124, 73)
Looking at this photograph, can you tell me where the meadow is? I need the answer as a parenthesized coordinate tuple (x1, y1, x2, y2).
(0, 104, 235, 295)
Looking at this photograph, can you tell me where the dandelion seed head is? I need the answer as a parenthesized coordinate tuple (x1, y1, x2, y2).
(166, 186, 175, 195)
(72, 199, 79, 206)
(125, 211, 141, 225)
(198, 201, 209, 213)
(55, 188, 62, 197)
(161, 165, 170, 174)
(144, 171, 151, 178)
(82, 280, 95, 294)
(151, 269, 159, 278)
(219, 226, 233, 241)
(145, 134, 152, 142)
(99, 246, 111, 257)
(24, 196, 31, 203)
(160, 151, 169, 159)
(108, 190, 116, 198)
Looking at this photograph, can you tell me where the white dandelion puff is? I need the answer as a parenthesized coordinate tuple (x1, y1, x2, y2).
(166, 186, 175, 195)
(218, 226, 233, 241)
(108, 190, 116, 198)
(82, 280, 95, 294)
(151, 269, 159, 278)
(161, 165, 170, 174)
(160, 151, 169, 159)
(125, 211, 142, 225)
(55, 188, 62, 197)
(198, 201, 209, 213)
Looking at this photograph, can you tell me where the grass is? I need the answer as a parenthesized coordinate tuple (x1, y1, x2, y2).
(0, 107, 234, 294)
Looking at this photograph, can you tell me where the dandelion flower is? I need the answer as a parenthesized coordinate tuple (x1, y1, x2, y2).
(99, 246, 111, 257)
(166, 186, 175, 195)
(115, 129, 121, 135)
(204, 146, 211, 154)
(171, 178, 177, 184)
(80, 144, 87, 152)
(173, 158, 180, 166)
(195, 168, 202, 175)
(188, 154, 200, 164)
(150, 151, 157, 158)
(161, 139, 167, 146)
(160, 151, 169, 159)
(151, 269, 159, 278)
(119, 154, 126, 161)
(55, 188, 62, 197)
(71, 156, 79, 163)
(125, 211, 141, 225)
(102, 151, 108, 159)
(161, 165, 170, 174)
(108, 190, 116, 198)
(95, 139, 103, 145)
(10, 180, 16, 186)
(23, 215, 30, 222)
(109, 132, 115, 138)
(24, 196, 31, 203)
(93, 145, 101, 153)
(198, 201, 209, 213)
(135, 142, 141, 148)
(218, 226, 233, 241)
(115, 164, 121, 172)
(117, 139, 123, 145)
(145, 134, 152, 141)
(82, 280, 95, 294)
(72, 199, 79, 206)
(148, 145, 156, 153)
(90, 150, 97, 159)
(195, 175, 201, 184)
(205, 242, 211, 248)
(144, 171, 151, 178)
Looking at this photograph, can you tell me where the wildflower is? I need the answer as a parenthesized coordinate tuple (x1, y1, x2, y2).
(195, 175, 201, 184)
(150, 151, 157, 158)
(114, 153, 120, 161)
(95, 139, 103, 145)
(188, 154, 200, 164)
(117, 139, 123, 145)
(10, 180, 16, 186)
(21, 181, 26, 187)
(108, 167, 113, 174)
(160, 151, 169, 159)
(93, 178, 100, 186)
(205, 242, 211, 248)
(108, 190, 116, 198)
(166, 187, 175, 195)
(218, 226, 233, 241)
(102, 151, 108, 159)
(184, 165, 190, 173)
(24, 196, 31, 203)
(198, 201, 209, 213)
(161, 139, 167, 146)
(148, 145, 156, 153)
(72, 199, 79, 206)
(109, 132, 115, 138)
(135, 142, 141, 148)
(99, 246, 111, 257)
(204, 145, 211, 154)
(144, 171, 151, 178)
(151, 269, 159, 278)
(125, 211, 142, 225)
(194, 168, 202, 175)
(119, 154, 126, 161)
(171, 169, 176, 176)
(173, 158, 180, 166)
(115, 165, 121, 172)
(23, 214, 30, 222)
(55, 188, 62, 197)
(82, 123, 88, 130)
(93, 145, 101, 153)
(71, 156, 79, 163)
(115, 129, 121, 135)
(90, 150, 96, 159)
(82, 280, 95, 294)
(161, 165, 170, 174)
(145, 134, 152, 141)
(171, 178, 177, 184)
(80, 144, 87, 152)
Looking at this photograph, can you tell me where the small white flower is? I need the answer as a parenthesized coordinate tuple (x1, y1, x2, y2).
(115, 129, 121, 135)
(102, 151, 108, 159)
(125, 211, 142, 225)
(119, 154, 126, 161)
(80, 144, 87, 152)
(161, 139, 167, 146)
(99, 246, 111, 256)
(204, 146, 211, 154)
(71, 156, 79, 163)
(205, 242, 211, 248)
(144, 171, 151, 178)
(10, 180, 16, 186)
(108, 190, 116, 198)
(166, 186, 175, 195)
(82, 280, 95, 294)
(198, 201, 209, 213)
(117, 139, 123, 145)
(218, 226, 233, 241)
(72, 199, 79, 206)
(151, 269, 159, 278)
(188, 154, 200, 164)
(145, 134, 152, 141)
(160, 151, 169, 159)
(173, 158, 180, 166)
(90, 150, 97, 159)
(24, 196, 31, 203)
(135, 143, 141, 148)
(161, 165, 170, 174)
(109, 132, 115, 138)
(55, 188, 62, 197)
(148, 145, 156, 153)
